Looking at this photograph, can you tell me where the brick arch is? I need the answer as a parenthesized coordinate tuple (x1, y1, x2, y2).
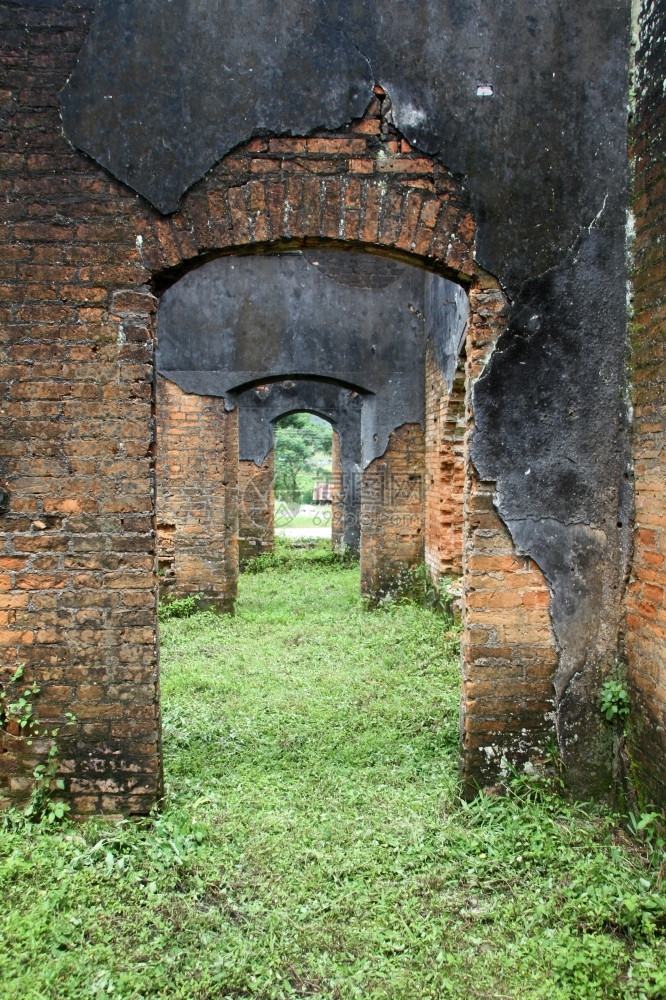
(135, 91, 476, 292)
(139, 101, 556, 806)
(1, 68, 558, 816)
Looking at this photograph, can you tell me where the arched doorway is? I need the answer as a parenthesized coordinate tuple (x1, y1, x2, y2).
(154, 248, 467, 604)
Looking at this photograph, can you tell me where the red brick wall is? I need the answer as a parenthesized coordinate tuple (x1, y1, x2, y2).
(155, 377, 238, 610)
(360, 423, 425, 597)
(424, 340, 465, 582)
(238, 456, 274, 565)
(625, 0, 666, 803)
(0, 1, 571, 812)
(0, 2, 161, 815)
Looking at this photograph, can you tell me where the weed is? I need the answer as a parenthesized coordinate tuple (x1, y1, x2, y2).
(0, 664, 40, 740)
(158, 593, 202, 621)
(371, 563, 459, 618)
(1, 664, 74, 826)
(600, 678, 632, 724)
(22, 743, 71, 825)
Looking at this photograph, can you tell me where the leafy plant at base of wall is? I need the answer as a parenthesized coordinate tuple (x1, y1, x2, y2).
(600, 675, 666, 872)
(600, 678, 631, 723)
(22, 743, 70, 825)
(600, 672, 639, 816)
(541, 732, 565, 781)
(1, 664, 75, 826)
(0, 664, 40, 742)
(158, 593, 202, 621)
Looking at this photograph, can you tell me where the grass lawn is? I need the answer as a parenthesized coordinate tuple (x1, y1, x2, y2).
(1, 546, 665, 999)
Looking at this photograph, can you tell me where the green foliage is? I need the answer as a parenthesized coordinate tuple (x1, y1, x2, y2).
(274, 412, 332, 503)
(1, 559, 665, 998)
(22, 743, 71, 826)
(1, 666, 74, 827)
(600, 678, 631, 723)
(0, 664, 40, 740)
(158, 593, 202, 621)
(627, 809, 666, 871)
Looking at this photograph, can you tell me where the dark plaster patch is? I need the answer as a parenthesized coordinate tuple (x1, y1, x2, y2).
(471, 227, 628, 525)
(60, 0, 629, 291)
(4, 1, 80, 7)
(60, 0, 373, 215)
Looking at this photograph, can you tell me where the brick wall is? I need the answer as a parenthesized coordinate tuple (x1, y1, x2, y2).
(360, 423, 425, 598)
(424, 339, 465, 582)
(460, 282, 558, 794)
(0, 0, 571, 812)
(155, 377, 238, 610)
(625, 0, 666, 803)
(0, 1, 162, 815)
(238, 455, 274, 565)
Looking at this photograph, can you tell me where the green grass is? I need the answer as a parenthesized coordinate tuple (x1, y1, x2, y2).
(1, 548, 665, 999)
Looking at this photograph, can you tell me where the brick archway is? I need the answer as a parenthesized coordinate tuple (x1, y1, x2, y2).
(2, 87, 556, 814)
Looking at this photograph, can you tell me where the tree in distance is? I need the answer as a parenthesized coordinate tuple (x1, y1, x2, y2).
(274, 413, 332, 504)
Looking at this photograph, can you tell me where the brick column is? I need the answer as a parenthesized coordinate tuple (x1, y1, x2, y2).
(238, 454, 274, 566)
(360, 423, 425, 598)
(459, 281, 558, 794)
(156, 377, 238, 612)
(424, 339, 465, 582)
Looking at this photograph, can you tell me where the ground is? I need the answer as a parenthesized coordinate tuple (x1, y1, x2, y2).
(1, 546, 665, 999)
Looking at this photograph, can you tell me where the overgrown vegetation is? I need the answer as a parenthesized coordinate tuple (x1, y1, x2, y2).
(1, 551, 665, 998)
(367, 562, 461, 618)
(158, 593, 202, 622)
(244, 536, 355, 574)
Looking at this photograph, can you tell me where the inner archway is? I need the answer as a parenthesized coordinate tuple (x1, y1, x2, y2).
(155, 247, 468, 605)
(235, 381, 364, 565)
(273, 411, 334, 544)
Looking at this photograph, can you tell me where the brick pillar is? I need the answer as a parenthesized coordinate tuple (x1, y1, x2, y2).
(156, 377, 238, 612)
(331, 431, 344, 550)
(360, 423, 425, 598)
(625, 0, 666, 804)
(459, 281, 558, 794)
(424, 339, 465, 582)
(238, 454, 274, 566)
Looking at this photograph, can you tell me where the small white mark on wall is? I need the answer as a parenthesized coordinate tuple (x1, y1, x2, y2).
(398, 102, 427, 127)
(476, 84, 494, 97)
